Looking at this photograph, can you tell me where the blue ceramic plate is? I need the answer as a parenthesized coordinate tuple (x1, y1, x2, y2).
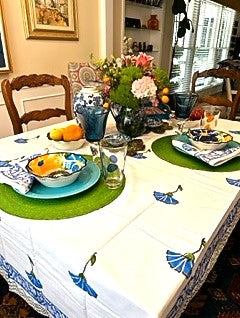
(14, 161, 100, 199)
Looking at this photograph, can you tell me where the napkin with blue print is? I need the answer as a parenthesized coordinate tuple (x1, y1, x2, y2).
(0, 151, 46, 194)
(172, 139, 240, 166)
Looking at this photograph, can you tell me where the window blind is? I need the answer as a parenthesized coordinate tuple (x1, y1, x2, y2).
(170, 0, 235, 92)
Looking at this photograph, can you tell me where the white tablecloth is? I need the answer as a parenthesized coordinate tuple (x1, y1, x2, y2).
(0, 118, 239, 318)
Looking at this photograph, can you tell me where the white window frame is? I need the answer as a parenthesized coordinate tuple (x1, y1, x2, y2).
(170, 0, 236, 92)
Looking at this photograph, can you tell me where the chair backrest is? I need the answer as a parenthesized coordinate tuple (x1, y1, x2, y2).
(191, 68, 240, 120)
(68, 62, 100, 96)
(1, 74, 73, 135)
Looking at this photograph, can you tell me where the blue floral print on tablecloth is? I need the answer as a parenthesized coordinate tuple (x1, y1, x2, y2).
(226, 178, 240, 187)
(69, 253, 97, 298)
(25, 255, 42, 289)
(154, 185, 183, 204)
(166, 239, 206, 277)
(14, 135, 40, 143)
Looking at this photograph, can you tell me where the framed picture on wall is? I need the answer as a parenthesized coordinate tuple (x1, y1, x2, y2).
(21, 0, 78, 41)
(0, 0, 12, 73)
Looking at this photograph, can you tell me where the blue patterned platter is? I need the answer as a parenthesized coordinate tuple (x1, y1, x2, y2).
(14, 161, 100, 199)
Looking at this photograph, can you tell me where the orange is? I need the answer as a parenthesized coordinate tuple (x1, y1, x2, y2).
(103, 102, 110, 108)
(62, 124, 84, 141)
(161, 95, 169, 104)
(162, 87, 170, 95)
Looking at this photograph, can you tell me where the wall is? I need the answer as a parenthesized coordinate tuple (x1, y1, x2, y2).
(1, 0, 101, 79)
(0, 0, 104, 138)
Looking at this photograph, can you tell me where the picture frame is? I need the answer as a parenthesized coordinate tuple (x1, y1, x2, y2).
(0, 0, 12, 73)
(21, 0, 78, 41)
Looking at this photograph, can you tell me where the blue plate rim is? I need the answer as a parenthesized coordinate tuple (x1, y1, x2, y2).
(14, 160, 101, 199)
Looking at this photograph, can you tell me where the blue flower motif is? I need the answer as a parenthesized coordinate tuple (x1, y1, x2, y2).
(154, 191, 179, 204)
(154, 185, 183, 205)
(25, 271, 43, 289)
(0, 161, 11, 167)
(166, 251, 194, 277)
(14, 136, 40, 143)
(14, 138, 28, 143)
(69, 253, 97, 298)
(166, 239, 206, 277)
(69, 271, 97, 298)
(26, 255, 42, 289)
(133, 153, 147, 159)
(226, 178, 240, 187)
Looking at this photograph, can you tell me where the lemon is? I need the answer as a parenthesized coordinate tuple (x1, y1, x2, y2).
(161, 95, 169, 104)
(49, 128, 63, 141)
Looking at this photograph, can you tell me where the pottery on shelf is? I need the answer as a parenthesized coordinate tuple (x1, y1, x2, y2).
(147, 14, 159, 30)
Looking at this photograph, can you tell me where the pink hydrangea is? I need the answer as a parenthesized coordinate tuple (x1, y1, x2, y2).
(131, 76, 157, 99)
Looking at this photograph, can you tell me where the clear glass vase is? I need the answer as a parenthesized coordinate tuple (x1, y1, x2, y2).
(111, 104, 146, 138)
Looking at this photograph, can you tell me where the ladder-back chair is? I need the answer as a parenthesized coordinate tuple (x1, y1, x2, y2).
(1, 74, 73, 135)
(191, 68, 240, 120)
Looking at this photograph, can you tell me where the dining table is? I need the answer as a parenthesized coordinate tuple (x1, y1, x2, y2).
(0, 116, 239, 318)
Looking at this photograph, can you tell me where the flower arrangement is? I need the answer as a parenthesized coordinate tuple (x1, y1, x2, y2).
(95, 53, 170, 109)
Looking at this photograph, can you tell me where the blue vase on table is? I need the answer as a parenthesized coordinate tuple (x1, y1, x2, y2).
(74, 86, 109, 142)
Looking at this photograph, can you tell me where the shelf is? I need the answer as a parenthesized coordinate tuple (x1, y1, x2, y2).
(125, 27, 160, 31)
(132, 50, 159, 54)
(125, 0, 162, 9)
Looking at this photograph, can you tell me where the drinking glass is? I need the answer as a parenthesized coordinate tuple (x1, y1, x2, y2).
(173, 92, 198, 119)
(201, 105, 221, 130)
(99, 133, 129, 189)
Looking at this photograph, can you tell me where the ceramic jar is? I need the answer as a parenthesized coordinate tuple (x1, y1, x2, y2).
(74, 86, 103, 110)
(147, 15, 159, 30)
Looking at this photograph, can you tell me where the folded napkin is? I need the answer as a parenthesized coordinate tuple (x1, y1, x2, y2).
(172, 139, 240, 166)
(0, 151, 46, 194)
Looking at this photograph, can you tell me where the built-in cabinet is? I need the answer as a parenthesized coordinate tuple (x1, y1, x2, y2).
(123, 0, 164, 66)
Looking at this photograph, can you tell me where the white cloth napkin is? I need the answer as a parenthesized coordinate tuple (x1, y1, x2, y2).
(172, 139, 240, 166)
(0, 151, 46, 194)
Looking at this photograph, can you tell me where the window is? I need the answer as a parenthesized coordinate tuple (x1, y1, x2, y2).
(170, 0, 236, 92)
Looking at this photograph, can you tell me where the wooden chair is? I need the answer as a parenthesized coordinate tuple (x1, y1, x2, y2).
(1, 74, 73, 135)
(68, 62, 100, 96)
(191, 68, 240, 120)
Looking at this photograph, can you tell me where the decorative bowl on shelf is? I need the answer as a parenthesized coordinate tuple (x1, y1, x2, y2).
(26, 152, 87, 188)
(186, 129, 233, 151)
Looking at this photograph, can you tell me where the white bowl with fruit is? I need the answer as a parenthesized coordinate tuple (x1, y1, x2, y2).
(47, 124, 85, 150)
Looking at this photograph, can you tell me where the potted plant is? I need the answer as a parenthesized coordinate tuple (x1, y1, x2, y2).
(95, 53, 170, 137)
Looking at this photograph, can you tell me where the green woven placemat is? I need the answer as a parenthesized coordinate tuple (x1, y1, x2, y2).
(0, 156, 125, 220)
(152, 135, 240, 172)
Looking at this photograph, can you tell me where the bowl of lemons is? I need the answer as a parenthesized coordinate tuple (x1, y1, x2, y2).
(47, 124, 85, 150)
